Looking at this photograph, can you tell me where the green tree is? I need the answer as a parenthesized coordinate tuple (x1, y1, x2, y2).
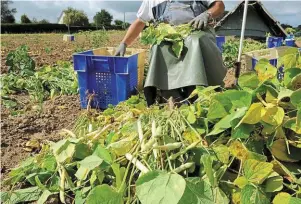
(32, 17, 38, 23)
(39, 19, 50, 24)
(21, 14, 31, 23)
(114, 19, 123, 27)
(281, 23, 293, 30)
(63, 7, 89, 26)
(93, 9, 113, 28)
(1, 0, 16, 23)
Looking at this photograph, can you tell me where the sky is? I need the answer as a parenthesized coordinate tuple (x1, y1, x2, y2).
(11, 0, 301, 26)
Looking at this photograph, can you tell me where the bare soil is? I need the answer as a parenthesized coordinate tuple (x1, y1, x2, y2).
(1, 95, 81, 177)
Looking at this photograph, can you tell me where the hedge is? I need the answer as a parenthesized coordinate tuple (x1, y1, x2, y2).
(1, 23, 125, 33)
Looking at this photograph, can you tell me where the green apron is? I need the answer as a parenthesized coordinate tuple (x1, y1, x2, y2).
(144, 27, 227, 90)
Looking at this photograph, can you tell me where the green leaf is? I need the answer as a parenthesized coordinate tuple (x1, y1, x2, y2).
(56, 143, 75, 163)
(75, 190, 86, 204)
(172, 40, 184, 58)
(283, 68, 301, 87)
(241, 185, 270, 204)
(74, 143, 91, 160)
(270, 139, 301, 162)
(111, 163, 125, 190)
(213, 187, 229, 204)
(93, 145, 112, 164)
(108, 135, 136, 156)
(37, 190, 52, 204)
(283, 118, 301, 134)
(291, 89, 301, 108)
(207, 100, 228, 120)
(243, 159, 273, 185)
(208, 107, 247, 136)
(273, 192, 301, 204)
(238, 72, 260, 90)
(75, 155, 103, 180)
(264, 175, 283, 192)
(232, 124, 254, 139)
(201, 154, 216, 187)
(277, 87, 293, 102)
(271, 160, 299, 183)
(40, 155, 57, 172)
(214, 90, 252, 113)
(178, 177, 214, 204)
(187, 110, 197, 124)
(136, 171, 186, 204)
(51, 139, 69, 155)
(291, 73, 301, 91)
(86, 184, 123, 204)
(1, 187, 42, 203)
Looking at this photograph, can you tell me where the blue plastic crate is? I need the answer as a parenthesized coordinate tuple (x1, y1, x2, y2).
(216, 36, 225, 52)
(252, 58, 284, 80)
(251, 58, 278, 70)
(73, 48, 145, 109)
(266, 37, 283, 48)
(285, 39, 295, 47)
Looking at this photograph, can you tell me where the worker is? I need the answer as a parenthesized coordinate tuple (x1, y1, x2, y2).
(115, 0, 227, 106)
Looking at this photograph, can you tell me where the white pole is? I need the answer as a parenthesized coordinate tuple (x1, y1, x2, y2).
(237, 0, 249, 62)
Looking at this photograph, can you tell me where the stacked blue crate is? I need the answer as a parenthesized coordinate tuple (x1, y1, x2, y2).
(266, 37, 283, 48)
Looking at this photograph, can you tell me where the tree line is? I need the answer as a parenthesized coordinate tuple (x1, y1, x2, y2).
(1, 0, 130, 28)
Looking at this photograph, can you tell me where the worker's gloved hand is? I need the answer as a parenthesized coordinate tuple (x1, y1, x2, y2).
(189, 11, 211, 30)
(114, 42, 127, 56)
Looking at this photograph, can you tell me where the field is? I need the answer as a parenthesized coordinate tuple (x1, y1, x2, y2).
(0, 31, 148, 175)
(1, 30, 301, 204)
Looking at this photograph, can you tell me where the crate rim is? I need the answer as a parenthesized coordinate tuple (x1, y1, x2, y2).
(72, 47, 146, 59)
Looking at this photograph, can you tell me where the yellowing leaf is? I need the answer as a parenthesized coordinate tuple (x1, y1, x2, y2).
(243, 159, 273, 185)
(262, 106, 284, 126)
(255, 59, 277, 82)
(241, 185, 270, 204)
(234, 176, 248, 189)
(232, 192, 241, 204)
(238, 103, 265, 125)
(212, 145, 230, 164)
(183, 129, 199, 144)
(108, 135, 136, 156)
(278, 47, 299, 69)
(229, 141, 266, 161)
(266, 90, 277, 104)
(273, 192, 301, 204)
